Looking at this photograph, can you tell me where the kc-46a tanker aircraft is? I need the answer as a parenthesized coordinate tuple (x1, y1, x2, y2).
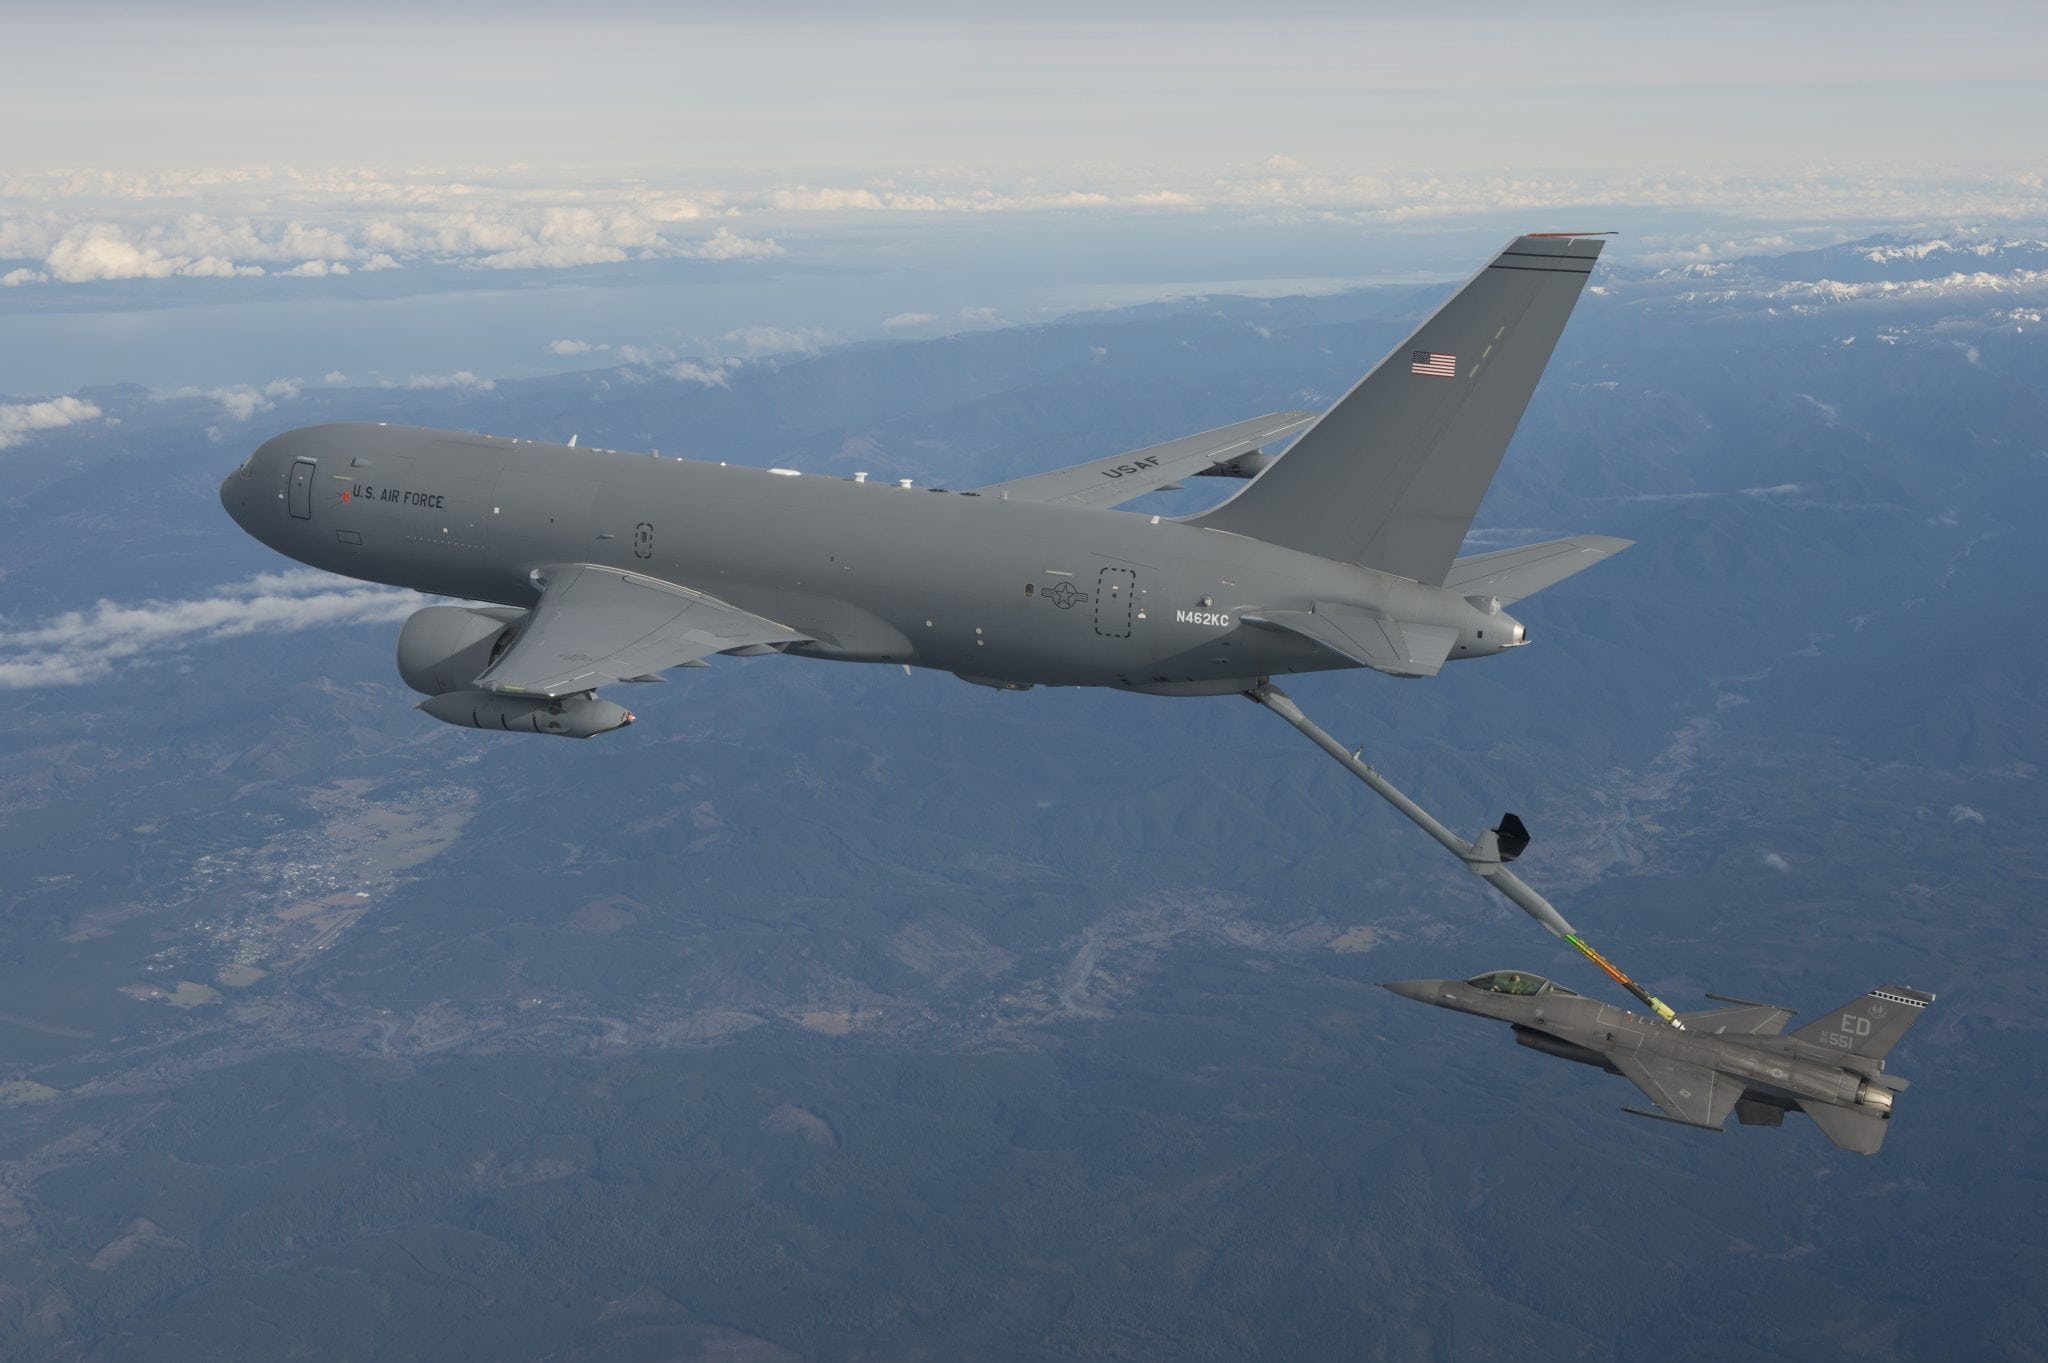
(221, 233, 1626, 736)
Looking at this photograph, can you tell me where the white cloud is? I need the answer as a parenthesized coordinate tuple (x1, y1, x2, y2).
(404, 371, 495, 391)
(0, 570, 420, 690)
(682, 227, 782, 261)
(170, 377, 303, 421)
(548, 338, 608, 355)
(1762, 851, 1791, 871)
(322, 370, 348, 383)
(42, 223, 181, 281)
(0, 395, 104, 449)
(279, 259, 349, 277)
(882, 311, 937, 330)
(722, 324, 826, 356)
(38, 223, 266, 282)
(1950, 804, 1986, 824)
(1622, 483, 1806, 504)
(670, 360, 731, 388)
(1, 267, 45, 286)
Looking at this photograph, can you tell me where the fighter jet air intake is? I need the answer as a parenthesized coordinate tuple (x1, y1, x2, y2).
(220, 234, 1625, 734)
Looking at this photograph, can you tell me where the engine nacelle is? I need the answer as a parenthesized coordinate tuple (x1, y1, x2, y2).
(1855, 1080, 1897, 1115)
(417, 690, 634, 739)
(396, 605, 526, 697)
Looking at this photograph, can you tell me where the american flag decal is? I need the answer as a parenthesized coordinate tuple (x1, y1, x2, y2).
(1411, 350, 1456, 378)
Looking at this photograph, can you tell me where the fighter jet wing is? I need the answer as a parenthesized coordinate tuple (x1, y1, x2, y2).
(1241, 603, 1460, 678)
(1676, 1002, 1796, 1036)
(473, 562, 810, 699)
(977, 412, 1315, 510)
(1611, 1054, 1744, 1130)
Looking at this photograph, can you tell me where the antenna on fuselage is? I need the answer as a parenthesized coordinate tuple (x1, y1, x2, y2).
(568, 434, 578, 447)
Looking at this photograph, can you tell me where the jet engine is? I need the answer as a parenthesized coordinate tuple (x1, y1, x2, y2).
(395, 604, 635, 738)
(396, 605, 526, 697)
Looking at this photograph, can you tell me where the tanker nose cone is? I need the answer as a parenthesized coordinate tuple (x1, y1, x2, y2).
(219, 468, 245, 528)
(1382, 980, 1443, 1005)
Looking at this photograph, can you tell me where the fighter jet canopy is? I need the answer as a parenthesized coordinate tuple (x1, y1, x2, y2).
(1465, 971, 1579, 998)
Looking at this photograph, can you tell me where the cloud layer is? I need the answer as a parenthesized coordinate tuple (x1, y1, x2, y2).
(0, 570, 421, 689)
(0, 395, 104, 449)
(5, 163, 2046, 287)
(0, 169, 782, 284)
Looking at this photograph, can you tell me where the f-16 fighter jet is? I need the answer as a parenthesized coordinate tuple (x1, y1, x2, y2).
(220, 235, 1625, 737)
(1385, 972, 1934, 1154)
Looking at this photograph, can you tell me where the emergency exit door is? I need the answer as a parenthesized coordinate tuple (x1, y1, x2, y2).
(1095, 568, 1135, 638)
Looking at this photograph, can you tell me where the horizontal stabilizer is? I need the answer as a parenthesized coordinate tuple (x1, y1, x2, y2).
(1242, 604, 1459, 678)
(1802, 1100, 1889, 1155)
(977, 411, 1314, 510)
(1443, 535, 1633, 604)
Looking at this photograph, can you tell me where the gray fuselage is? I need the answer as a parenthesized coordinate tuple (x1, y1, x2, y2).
(220, 422, 1521, 695)
(1388, 977, 1891, 1116)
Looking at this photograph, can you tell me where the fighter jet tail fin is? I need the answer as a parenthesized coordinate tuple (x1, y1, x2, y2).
(1802, 1100, 1890, 1155)
(1789, 985, 1934, 1063)
(1187, 234, 1604, 583)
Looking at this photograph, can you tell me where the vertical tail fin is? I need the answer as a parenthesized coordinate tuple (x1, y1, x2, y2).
(1790, 985, 1934, 1063)
(1190, 234, 1604, 583)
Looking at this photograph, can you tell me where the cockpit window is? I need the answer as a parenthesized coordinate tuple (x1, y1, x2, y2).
(1466, 971, 1578, 998)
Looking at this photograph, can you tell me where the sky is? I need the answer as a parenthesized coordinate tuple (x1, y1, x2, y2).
(2, 1, 2045, 394)
(7, 2, 2046, 174)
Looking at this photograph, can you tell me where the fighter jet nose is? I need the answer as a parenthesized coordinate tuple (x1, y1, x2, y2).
(1382, 980, 1443, 1004)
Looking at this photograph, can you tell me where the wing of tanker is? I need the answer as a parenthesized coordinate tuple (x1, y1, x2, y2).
(1611, 1053, 1745, 1130)
(474, 562, 810, 699)
(1240, 603, 1459, 678)
(1190, 234, 1604, 582)
(978, 411, 1314, 509)
(1442, 535, 1633, 606)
